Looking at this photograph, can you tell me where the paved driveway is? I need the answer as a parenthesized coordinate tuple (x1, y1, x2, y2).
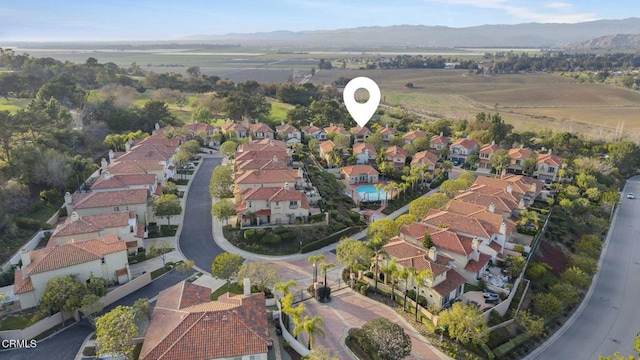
(178, 156, 226, 272)
(303, 291, 449, 360)
(528, 177, 640, 359)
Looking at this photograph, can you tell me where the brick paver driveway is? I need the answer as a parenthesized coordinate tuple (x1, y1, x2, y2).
(304, 290, 451, 360)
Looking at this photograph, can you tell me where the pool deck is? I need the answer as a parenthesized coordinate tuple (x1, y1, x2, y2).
(344, 181, 398, 208)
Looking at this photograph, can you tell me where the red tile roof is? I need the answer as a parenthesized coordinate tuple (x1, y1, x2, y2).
(25, 235, 126, 275)
(183, 123, 215, 132)
(276, 123, 299, 134)
(249, 122, 274, 134)
(403, 130, 427, 140)
(301, 124, 324, 134)
(399, 222, 431, 240)
(107, 160, 164, 174)
(430, 229, 473, 256)
(464, 253, 491, 273)
(324, 125, 350, 136)
(352, 142, 375, 155)
(14, 269, 34, 294)
(235, 169, 300, 185)
(386, 145, 408, 158)
(479, 143, 502, 155)
(429, 134, 450, 146)
(140, 282, 269, 360)
(508, 147, 534, 160)
(378, 126, 396, 136)
(238, 140, 287, 152)
(240, 187, 309, 208)
(397, 255, 450, 277)
(52, 212, 131, 238)
(319, 140, 339, 153)
(235, 158, 290, 172)
(340, 165, 379, 176)
(411, 150, 439, 167)
(235, 150, 288, 163)
(537, 152, 562, 166)
(350, 126, 372, 136)
(454, 191, 521, 214)
(432, 269, 466, 296)
(221, 121, 248, 132)
(71, 189, 148, 209)
(91, 173, 156, 191)
(450, 138, 478, 150)
(424, 209, 492, 239)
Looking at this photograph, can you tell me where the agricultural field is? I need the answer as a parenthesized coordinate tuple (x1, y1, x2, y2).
(311, 69, 640, 139)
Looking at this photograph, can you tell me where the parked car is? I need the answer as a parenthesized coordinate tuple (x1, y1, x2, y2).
(483, 289, 500, 303)
(627, 193, 634, 199)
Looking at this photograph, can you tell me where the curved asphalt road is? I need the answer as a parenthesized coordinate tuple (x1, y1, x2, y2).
(530, 176, 640, 359)
(178, 156, 226, 272)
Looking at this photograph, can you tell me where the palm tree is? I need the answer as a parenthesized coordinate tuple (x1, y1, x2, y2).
(441, 160, 453, 175)
(320, 261, 335, 301)
(518, 209, 540, 231)
(307, 254, 326, 284)
(383, 259, 399, 301)
(274, 280, 298, 332)
(398, 268, 410, 312)
(374, 183, 384, 202)
(412, 268, 434, 321)
(294, 315, 326, 350)
(384, 181, 397, 204)
(368, 235, 389, 293)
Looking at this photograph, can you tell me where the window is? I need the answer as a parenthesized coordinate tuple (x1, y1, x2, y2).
(548, 167, 556, 173)
(101, 257, 105, 264)
(248, 201, 252, 208)
(114, 206, 120, 212)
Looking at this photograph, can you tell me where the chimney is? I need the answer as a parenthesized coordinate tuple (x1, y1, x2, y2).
(548, 149, 552, 155)
(273, 155, 278, 163)
(506, 183, 513, 194)
(64, 192, 73, 215)
(500, 221, 507, 235)
(428, 246, 437, 261)
(70, 211, 80, 223)
(243, 278, 251, 296)
(104, 171, 111, 180)
(386, 124, 389, 129)
(310, 122, 313, 127)
(269, 140, 274, 146)
(101, 158, 108, 170)
(281, 121, 285, 126)
(284, 182, 290, 191)
(488, 202, 496, 213)
(471, 237, 480, 262)
(491, 140, 495, 145)
(155, 123, 160, 131)
(125, 141, 131, 152)
(518, 198, 526, 209)
(21, 248, 31, 267)
(108, 149, 114, 160)
(440, 132, 443, 137)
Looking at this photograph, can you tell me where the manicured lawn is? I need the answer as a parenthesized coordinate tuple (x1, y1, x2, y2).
(0, 312, 38, 330)
(211, 282, 244, 300)
(268, 100, 293, 121)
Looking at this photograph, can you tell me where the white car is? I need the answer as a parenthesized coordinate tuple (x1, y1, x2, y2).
(627, 193, 634, 199)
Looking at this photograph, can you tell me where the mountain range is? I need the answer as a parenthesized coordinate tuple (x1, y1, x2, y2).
(184, 18, 640, 49)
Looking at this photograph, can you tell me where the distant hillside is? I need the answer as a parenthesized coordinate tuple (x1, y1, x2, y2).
(184, 18, 640, 49)
(568, 34, 640, 49)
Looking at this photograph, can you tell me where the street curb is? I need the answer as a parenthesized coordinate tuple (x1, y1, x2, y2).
(523, 198, 621, 359)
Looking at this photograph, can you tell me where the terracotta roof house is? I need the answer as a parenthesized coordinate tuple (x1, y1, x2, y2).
(506, 147, 535, 175)
(90, 172, 158, 194)
(301, 123, 326, 140)
(235, 156, 291, 173)
(411, 150, 439, 173)
(105, 159, 170, 183)
(236, 184, 310, 226)
(249, 122, 275, 139)
(220, 121, 248, 138)
(14, 234, 129, 309)
(454, 191, 524, 217)
(235, 149, 289, 164)
(324, 124, 351, 138)
(378, 125, 396, 141)
(350, 126, 372, 143)
(276, 122, 301, 146)
(64, 189, 149, 223)
(477, 142, 503, 173)
(403, 130, 427, 145)
(352, 143, 376, 165)
(379, 237, 465, 310)
(140, 281, 269, 360)
(429, 133, 451, 151)
(50, 211, 144, 250)
(473, 175, 543, 204)
(133, 135, 182, 149)
(238, 139, 288, 153)
(450, 138, 479, 165)
(534, 150, 562, 183)
(318, 140, 341, 165)
(234, 169, 305, 193)
(340, 165, 379, 184)
(385, 145, 408, 168)
(183, 122, 217, 136)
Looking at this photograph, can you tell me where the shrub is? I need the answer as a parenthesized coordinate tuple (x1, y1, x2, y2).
(492, 333, 531, 359)
(15, 217, 45, 231)
(262, 234, 282, 244)
(280, 232, 297, 242)
(243, 229, 256, 241)
(274, 226, 288, 234)
(309, 213, 326, 223)
(58, 206, 67, 217)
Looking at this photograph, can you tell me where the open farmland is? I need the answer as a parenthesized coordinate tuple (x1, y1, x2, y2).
(311, 69, 640, 140)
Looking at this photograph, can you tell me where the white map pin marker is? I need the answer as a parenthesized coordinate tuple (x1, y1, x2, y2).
(343, 77, 381, 128)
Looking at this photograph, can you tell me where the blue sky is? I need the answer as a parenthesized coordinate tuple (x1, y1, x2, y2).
(0, 0, 635, 41)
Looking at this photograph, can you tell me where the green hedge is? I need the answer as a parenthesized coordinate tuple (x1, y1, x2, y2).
(301, 226, 365, 253)
(492, 333, 531, 359)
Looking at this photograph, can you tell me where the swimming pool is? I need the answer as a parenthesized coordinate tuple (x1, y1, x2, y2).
(356, 185, 387, 201)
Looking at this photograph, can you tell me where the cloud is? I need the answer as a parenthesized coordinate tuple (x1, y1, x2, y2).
(423, 0, 598, 23)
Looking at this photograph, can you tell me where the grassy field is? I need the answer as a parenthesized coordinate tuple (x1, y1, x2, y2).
(311, 69, 640, 139)
(268, 99, 294, 122)
(0, 98, 31, 113)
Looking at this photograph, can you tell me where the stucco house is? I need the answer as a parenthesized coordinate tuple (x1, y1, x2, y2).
(472, 175, 544, 206)
(301, 123, 326, 140)
(318, 140, 341, 165)
(379, 237, 466, 311)
(403, 130, 427, 145)
(276, 122, 301, 146)
(90, 172, 158, 194)
(221, 121, 248, 138)
(340, 165, 379, 184)
(378, 125, 396, 142)
(385, 145, 408, 168)
(14, 234, 129, 309)
(249, 122, 275, 139)
(49, 211, 144, 251)
(429, 133, 450, 152)
(352, 143, 376, 165)
(140, 281, 269, 360)
(238, 139, 288, 153)
(234, 169, 305, 194)
(411, 150, 439, 174)
(476, 142, 503, 173)
(236, 184, 310, 226)
(450, 138, 479, 165)
(350, 126, 372, 143)
(64, 189, 149, 224)
(324, 124, 351, 139)
(507, 147, 535, 175)
(104, 159, 171, 184)
(534, 150, 562, 183)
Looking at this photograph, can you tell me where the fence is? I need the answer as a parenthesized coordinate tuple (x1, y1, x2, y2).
(0, 311, 74, 341)
(99, 272, 152, 307)
(1, 230, 50, 273)
(276, 299, 310, 357)
(488, 279, 531, 332)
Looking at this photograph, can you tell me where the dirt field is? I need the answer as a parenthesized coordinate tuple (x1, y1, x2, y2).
(311, 69, 640, 139)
